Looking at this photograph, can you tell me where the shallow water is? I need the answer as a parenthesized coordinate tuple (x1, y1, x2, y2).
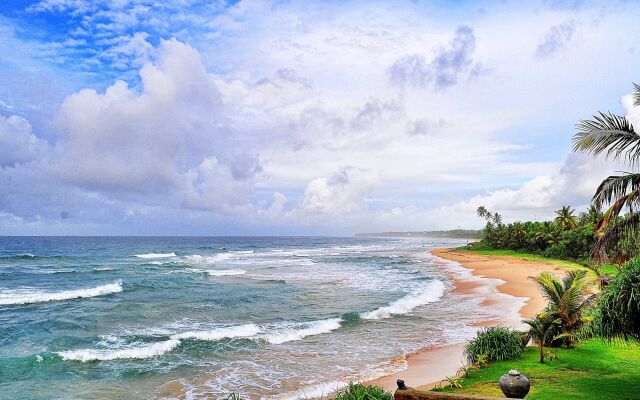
(0, 236, 493, 399)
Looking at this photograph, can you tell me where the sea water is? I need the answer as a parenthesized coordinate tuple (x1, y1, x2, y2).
(0, 236, 493, 399)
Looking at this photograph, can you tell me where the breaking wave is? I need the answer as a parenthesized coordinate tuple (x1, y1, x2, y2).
(134, 253, 176, 259)
(58, 339, 180, 362)
(262, 318, 342, 345)
(360, 279, 445, 320)
(0, 281, 123, 306)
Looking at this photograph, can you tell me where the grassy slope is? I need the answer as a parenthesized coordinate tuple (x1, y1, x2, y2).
(438, 340, 640, 400)
(457, 247, 619, 276)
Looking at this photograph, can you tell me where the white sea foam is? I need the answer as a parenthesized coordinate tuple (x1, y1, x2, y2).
(134, 252, 176, 259)
(183, 253, 233, 264)
(173, 324, 260, 341)
(360, 279, 445, 320)
(206, 269, 246, 276)
(0, 281, 123, 306)
(262, 318, 342, 345)
(147, 261, 164, 265)
(58, 339, 180, 362)
(59, 324, 261, 363)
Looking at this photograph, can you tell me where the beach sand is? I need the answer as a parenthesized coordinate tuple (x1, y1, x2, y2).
(367, 248, 565, 392)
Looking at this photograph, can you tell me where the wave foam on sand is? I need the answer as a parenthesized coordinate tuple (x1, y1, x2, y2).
(0, 281, 123, 306)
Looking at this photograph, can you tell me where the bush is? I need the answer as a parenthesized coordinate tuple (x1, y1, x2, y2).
(597, 258, 640, 341)
(542, 243, 567, 259)
(464, 326, 524, 364)
(334, 383, 393, 400)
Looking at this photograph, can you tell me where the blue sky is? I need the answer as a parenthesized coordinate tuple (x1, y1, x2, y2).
(0, 0, 639, 235)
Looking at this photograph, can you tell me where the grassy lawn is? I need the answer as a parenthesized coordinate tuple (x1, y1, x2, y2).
(438, 339, 640, 400)
(456, 247, 585, 269)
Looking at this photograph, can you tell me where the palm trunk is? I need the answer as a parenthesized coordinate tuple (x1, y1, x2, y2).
(539, 343, 545, 363)
(566, 328, 575, 348)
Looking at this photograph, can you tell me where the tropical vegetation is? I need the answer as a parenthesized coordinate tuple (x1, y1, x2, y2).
(464, 326, 524, 364)
(530, 270, 594, 348)
(522, 315, 562, 363)
(333, 383, 393, 400)
(596, 257, 640, 341)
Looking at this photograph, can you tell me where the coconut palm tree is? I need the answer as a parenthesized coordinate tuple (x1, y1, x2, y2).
(477, 206, 489, 219)
(531, 270, 595, 348)
(523, 315, 563, 363)
(579, 204, 603, 226)
(573, 83, 640, 261)
(554, 205, 578, 230)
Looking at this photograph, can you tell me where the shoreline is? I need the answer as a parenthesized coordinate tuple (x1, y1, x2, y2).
(366, 247, 563, 392)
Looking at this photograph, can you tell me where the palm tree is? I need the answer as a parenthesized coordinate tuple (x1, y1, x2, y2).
(477, 206, 489, 219)
(523, 315, 562, 363)
(554, 205, 578, 230)
(531, 270, 595, 348)
(573, 83, 640, 261)
(579, 204, 603, 226)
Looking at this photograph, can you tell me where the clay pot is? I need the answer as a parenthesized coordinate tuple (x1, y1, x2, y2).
(499, 369, 530, 398)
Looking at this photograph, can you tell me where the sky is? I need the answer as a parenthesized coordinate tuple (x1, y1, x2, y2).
(0, 0, 639, 236)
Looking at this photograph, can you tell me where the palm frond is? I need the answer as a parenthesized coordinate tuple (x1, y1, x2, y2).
(592, 212, 640, 263)
(634, 82, 640, 107)
(573, 112, 640, 165)
(595, 189, 640, 234)
(592, 173, 640, 208)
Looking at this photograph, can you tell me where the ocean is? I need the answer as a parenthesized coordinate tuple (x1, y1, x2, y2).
(0, 236, 493, 399)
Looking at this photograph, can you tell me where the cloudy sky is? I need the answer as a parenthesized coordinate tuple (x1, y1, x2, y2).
(0, 0, 639, 235)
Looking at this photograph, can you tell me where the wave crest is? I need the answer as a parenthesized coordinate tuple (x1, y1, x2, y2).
(0, 281, 123, 306)
(134, 253, 176, 259)
(361, 279, 445, 320)
(58, 339, 180, 362)
(263, 318, 342, 345)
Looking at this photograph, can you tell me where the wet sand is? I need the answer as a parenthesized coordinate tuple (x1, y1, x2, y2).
(367, 248, 563, 392)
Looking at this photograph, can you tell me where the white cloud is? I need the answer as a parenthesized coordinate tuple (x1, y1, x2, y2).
(0, 115, 46, 167)
(301, 167, 380, 215)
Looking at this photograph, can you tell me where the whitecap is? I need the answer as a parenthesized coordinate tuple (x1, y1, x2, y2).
(0, 281, 123, 306)
(183, 253, 232, 264)
(173, 323, 260, 341)
(206, 269, 246, 277)
(134, 252, 176, 259)
(58, 339, 180, 362)
(360, 279, 445, 320)
(262, 318, 342, 345)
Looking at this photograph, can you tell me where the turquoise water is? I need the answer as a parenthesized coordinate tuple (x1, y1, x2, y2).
(0, 237, 489, 399)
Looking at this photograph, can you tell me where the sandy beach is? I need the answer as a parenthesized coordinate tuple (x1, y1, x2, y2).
(368, 248, 564, 392)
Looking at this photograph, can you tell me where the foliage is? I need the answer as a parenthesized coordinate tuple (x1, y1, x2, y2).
(440, 339, 640, 400)
(441, 376, 463, 389)
(474, 206, 601, 262)
(225, 392, 244, 400)
(333, 383, 393, 400)
(597, 258, 640, 341)
(531, 270, 595, 348)
(523, 315, 563, 363)
(572, 83, 640, 262)
(464, 326, 524, 364)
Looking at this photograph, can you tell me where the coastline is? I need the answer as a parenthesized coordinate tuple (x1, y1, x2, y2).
(367, 247, 563, 392)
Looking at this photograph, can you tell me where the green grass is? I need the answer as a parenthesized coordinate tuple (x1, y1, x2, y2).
(456, 247, 585, 269)
(439, 339, 640, 399)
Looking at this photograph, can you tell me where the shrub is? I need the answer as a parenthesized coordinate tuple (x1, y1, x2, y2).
(464, 326, 524, 364)
(333, 383, 393, 400)
(597, 258, 640, 341)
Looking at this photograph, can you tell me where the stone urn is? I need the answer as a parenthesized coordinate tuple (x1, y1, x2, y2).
(499, 369, 530, 398)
